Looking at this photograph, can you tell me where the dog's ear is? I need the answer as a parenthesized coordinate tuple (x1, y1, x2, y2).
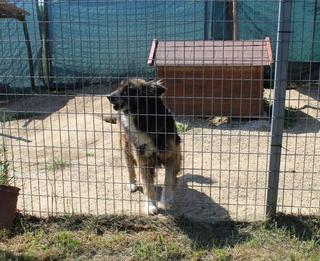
(147, 80, 166, 96)
(119, 79, 127, 87)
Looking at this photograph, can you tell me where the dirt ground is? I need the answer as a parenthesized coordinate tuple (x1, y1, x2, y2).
(1, 85, 320, 222)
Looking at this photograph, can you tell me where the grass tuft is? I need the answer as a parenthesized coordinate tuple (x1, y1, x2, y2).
(85, 152, 95, 157)
(52, 231, 81, 252)
(0, 143, 10, 185)
(47, 159, 69, 172)
(176, 121, 188, 133)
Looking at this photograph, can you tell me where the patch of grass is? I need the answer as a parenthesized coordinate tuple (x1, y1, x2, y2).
(212, 248, 231, 260)
(99, 232, 128, 251)
(24, 230, 50, 257)
(52, 231, 81, 252)
(264, 213, 320, 241)
(0, 213, 319, 260)
(85, 152, 95, 157)
(133, 233, 189, 260)
(176, 121, 188, 133)
(47, 159, 69, 172)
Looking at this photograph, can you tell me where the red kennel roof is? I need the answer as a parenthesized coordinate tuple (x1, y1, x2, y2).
(148, 37, 273, 67)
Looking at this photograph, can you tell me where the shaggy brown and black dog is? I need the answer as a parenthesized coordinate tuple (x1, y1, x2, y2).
(107, 78, 181, 214)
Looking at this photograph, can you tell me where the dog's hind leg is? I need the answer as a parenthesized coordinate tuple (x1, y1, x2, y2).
(139, 161, 157, 215)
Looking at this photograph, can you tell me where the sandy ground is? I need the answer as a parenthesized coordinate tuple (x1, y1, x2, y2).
(1, 86, 319, 222)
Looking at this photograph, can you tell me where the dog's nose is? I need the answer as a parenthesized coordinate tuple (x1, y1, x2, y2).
(106, 94, 111, 101)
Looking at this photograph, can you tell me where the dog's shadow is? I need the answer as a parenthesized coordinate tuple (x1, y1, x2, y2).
(135, 174, 249, 248)
(133, 173, 229, 221)
(157, 174, 250, 248)
(155, 173, 230, 222)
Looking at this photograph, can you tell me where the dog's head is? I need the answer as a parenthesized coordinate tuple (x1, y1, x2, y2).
(107, 78, 166, 114)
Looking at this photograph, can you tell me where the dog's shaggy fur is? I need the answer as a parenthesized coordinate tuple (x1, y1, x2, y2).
(107, 78, 181, 214)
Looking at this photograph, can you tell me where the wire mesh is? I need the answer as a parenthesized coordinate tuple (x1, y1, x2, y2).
(0, 0, 319, 222)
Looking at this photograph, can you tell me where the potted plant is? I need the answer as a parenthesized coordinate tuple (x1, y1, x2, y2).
(0, 144, 20, 229)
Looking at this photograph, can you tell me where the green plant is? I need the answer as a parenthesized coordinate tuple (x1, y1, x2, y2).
(85, 152, 95, 157)
(47, 159, 69, 172)
(176, 121, 188, 133)
(0, 144, 10, 185)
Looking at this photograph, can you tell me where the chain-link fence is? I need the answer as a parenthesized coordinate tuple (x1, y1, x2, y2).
(0, 0, 319, 221)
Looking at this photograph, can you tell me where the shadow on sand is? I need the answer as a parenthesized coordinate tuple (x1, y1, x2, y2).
(154, 174, 251, 248)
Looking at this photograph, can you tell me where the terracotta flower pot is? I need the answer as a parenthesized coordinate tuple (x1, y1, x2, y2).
(0, 185, 20, 229)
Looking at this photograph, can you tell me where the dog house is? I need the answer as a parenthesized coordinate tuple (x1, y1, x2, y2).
(148, 38, 273, 117)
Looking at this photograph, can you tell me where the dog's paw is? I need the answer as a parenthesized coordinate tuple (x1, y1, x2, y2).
(127, 183, 138, 193)
(159, 190, 174, 210)
(158, 200, 173, 210)
(159, 188, 174, 210)
(144, 201, 158, 215)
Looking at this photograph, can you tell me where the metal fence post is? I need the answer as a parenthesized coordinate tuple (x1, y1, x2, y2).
(37, 0, 52, 88)
(266, 0, 293, 217)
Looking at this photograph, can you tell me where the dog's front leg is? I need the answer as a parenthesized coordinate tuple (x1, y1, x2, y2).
(122, 136, 138, 192)
(159, 158, 177, 210)
(139, 162, 157, 215)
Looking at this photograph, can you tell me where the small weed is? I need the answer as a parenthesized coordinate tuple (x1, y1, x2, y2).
(0, 143, 10, 185)
(247, 237, 260, 248)
(176, 121, 188, 133)
(213, 248, 230, 260)
(0, 144, 6, 154)
(47, 159, 68, 171)
(0, 229, 10, 240)
(85, 152, 95, 157)
(0, 161, 9, 185)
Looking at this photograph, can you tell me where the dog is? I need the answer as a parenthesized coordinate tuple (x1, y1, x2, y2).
(107, 78, 182, 214)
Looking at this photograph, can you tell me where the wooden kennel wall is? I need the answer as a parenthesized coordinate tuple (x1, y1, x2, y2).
(148, 38, 273, 117)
